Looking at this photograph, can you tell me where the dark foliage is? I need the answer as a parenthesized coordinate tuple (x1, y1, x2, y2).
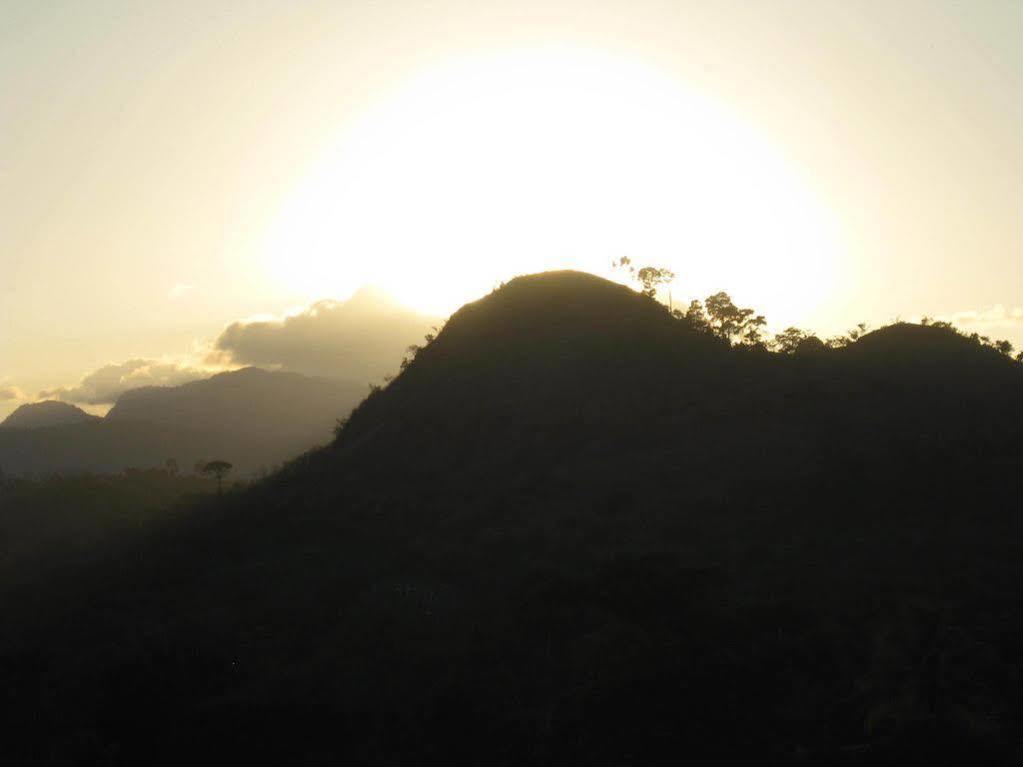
(3, 271, 1023, 765)
(0, 470, 218, 590)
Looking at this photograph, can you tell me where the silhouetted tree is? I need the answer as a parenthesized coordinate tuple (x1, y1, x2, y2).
(611, 255, 633, 272)
(398, 326, 444, 374)
(423, 324, 442, 345)
(704, 292, 766, 346)
(826, 322, 869, 348)
(794, 335, 827, 355)
(847, 322, 869, 342)
(773, 327, 808, 354)
(681, 299, 710, 332)
(994, 339, 1014, 356)
(400, 345, 421, 372)
(613, 257, 676, 308)
(200, 460, 232, 496)
(636, 266, 676, 303)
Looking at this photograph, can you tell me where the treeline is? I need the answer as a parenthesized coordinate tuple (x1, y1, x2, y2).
(615, 257, 1022, 360)
(0, 469, 223, 589)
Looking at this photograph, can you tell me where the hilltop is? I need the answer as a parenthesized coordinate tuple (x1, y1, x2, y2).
(0, 400, 99, 429)
(4, 271, 1023, 765)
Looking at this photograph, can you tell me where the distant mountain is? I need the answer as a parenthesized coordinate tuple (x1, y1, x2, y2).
(0, 368, 365, 476)
(6, 272, 1023, 763)
(107, 366, 362, 439)
(0, 400, 100, 429)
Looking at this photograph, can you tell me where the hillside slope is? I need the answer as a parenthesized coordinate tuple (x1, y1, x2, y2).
(4, 272, 1023, 765)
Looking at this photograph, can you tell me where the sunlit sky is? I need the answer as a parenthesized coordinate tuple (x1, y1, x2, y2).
(3, 0, 1023, 417)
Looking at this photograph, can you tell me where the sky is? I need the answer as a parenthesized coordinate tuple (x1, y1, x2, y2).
(3, 0, 1023, 419)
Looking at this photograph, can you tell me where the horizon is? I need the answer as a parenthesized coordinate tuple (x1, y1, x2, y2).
(4, 265, 1019, 424)
(7, 6, 1023, 761)
(4, 1, 1023, 417)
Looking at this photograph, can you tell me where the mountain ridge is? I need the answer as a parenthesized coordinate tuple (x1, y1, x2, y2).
(0, 400, 100, 430)
(0, 367, 365, 476)
(4, 270, 1023, 763)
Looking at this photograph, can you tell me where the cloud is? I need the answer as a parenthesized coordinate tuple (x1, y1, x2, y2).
(944, 305, 1023, 329)
(33, 286, 435, 407)
(40, 359, 215, 405)
(211, 286, 437, 382)
(0, 386, 25, 401)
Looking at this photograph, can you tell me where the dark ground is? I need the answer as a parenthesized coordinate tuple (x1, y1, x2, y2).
(3, 272, 1023, 765)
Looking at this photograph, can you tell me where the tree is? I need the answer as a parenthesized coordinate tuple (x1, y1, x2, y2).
(612, 255, 633, 273)
(398, 326, 443, 374)
(994, 339, 1014, 357)
(774, 327, 809, 354)
(682, 299, 710, 333)
(794, 335, 827, 355)
(400, 344, 421, 372)
(847, 322, 869, 343)
(201, 460, 233, 496)
(703, 292, 766, 346)
(635, 266, 676, 304)
(613, 257, 677, 309)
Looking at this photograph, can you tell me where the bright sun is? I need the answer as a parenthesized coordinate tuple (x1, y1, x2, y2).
(263, 47, 844, 324)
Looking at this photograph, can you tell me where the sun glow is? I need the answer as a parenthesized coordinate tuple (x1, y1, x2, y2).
(263, 48, 844, 323)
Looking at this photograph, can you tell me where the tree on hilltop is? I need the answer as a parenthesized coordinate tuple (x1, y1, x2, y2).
(613, 257, 677, 309)
(200, 460, 233, 496)
(703, 291, 767, 347)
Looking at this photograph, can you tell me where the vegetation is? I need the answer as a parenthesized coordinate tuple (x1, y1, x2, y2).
(3, 271, 1023, 765)
(0, 468, 217, 590)
(200, 459, 233, 495)
(613, 256, 676, 306)
(618, 260, 1020, 360)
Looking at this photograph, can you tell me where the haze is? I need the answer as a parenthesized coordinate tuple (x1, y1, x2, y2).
(3, 0, 1023, 420)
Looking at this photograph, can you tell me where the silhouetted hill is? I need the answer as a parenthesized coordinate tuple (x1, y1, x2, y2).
(839, 321, 1018, 377)
(4, 272, 1023, 764)
(107, 366, 363, 442)
(0, 400, 99, 429)
(0, 368, 364, 477)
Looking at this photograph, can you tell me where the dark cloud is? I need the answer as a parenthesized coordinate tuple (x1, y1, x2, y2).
(212, 287, 438, 382)
(40, 359, 212, 405)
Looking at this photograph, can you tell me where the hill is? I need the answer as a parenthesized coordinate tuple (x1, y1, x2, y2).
(0, 400, 100, 429)
(106, 366, 363, 443)
(4, 272, 1023, 764)
(0, 368, 365, 477)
